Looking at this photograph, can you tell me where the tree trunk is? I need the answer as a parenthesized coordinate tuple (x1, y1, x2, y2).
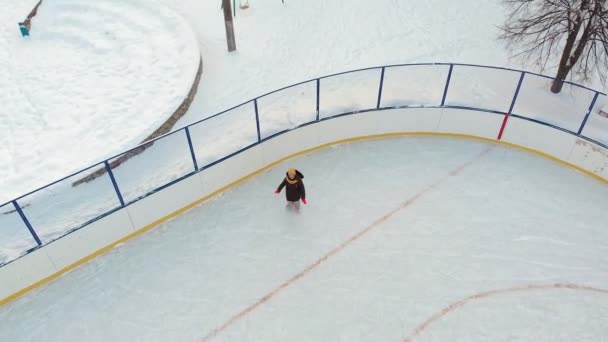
(550, 8, 596, 94)
(550, 14, 583, 94)
(222, 0, 236, 52)
(551, 67, 570, 93)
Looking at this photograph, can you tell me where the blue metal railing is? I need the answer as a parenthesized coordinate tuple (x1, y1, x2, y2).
(1, 62, 606, 267)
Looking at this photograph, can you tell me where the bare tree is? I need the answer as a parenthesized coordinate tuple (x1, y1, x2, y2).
(499, 0, 608, 93)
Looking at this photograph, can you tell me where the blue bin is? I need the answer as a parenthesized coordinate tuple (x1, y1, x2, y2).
(18, 22, 29, 37)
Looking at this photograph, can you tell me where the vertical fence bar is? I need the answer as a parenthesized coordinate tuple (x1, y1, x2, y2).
(105, 161, 125, 207)
(497, 71, 525, 140)
(316, 78, 321, 121)
(577, 92, 600, 135)
(507, 72, 525, 114)
(376, 67, 386, 109)
(254, 99, 262, 142)
(440, 64, 454, 106)
(185, 127, 199, 171)
(13, 200, 41, 246)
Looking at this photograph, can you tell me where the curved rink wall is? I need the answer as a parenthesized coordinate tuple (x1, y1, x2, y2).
(1, 63, 607, 305)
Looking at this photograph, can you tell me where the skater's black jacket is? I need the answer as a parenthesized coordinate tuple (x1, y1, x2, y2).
(277, 170, 306, 202)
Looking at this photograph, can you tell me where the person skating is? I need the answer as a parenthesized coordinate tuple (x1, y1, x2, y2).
(275, 168, 306, 210)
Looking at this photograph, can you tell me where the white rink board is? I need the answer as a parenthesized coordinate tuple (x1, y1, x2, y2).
(316, 112, 381, 145)
(126, 173, 204, 230)
(260, 124, 320, 166)
(501, 117, 578, 161)
(44, 209, 135, 271)
(375, 108, 443, 133)
(568, 139, 608, 179)
(199, 144, 265, 197)
(0, 249, 56, 301)
(437, 108, 504, 139)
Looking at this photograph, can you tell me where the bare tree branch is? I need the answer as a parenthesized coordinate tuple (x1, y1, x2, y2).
(499, 0, 607, 92)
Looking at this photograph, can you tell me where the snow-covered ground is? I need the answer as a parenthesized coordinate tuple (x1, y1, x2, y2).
(168, 0, 513, 125)
(0, 0, 199, 203)
(166, 0, 606, 126)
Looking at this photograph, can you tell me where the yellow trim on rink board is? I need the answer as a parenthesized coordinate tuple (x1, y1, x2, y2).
(1, 132, 607, 306)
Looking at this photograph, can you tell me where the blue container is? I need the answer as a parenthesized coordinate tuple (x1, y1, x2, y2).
(18, 22, 29, 37)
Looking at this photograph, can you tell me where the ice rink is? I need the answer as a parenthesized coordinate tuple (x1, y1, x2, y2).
(1, 136, 608, 342)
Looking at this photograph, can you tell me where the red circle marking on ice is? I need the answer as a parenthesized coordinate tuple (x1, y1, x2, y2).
(403, 283, 608, 342)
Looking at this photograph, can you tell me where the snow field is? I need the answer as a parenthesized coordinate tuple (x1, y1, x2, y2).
(0, 0, 200, 203)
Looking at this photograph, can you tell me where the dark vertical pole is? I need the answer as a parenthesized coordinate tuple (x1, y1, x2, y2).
(316, 78, 320, 121)
(440, 64, 454, 106)
(577, 92, 600, 135)
(233, 0, 236, 17)
(507, 72, 525, 114)
(222, 0, 236, 52)
(376, 67, 386, 109)
(14, 200, 41, 246)
(105, 160, 125, 207)
(497, 71, 525, 140)
(185, 127, 199, 171)
(254, 99, 262, 142)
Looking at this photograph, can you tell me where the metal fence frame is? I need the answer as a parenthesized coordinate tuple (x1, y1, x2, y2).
(1, 62, 606, 267)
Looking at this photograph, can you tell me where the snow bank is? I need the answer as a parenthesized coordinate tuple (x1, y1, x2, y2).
(0, 0, 199, 203)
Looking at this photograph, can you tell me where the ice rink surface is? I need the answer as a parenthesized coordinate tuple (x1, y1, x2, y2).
(1, 136, 607, 342)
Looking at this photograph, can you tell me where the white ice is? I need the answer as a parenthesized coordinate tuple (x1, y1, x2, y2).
(1, 136, 607, 342)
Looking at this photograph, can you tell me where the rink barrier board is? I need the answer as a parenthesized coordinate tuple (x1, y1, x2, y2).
(43, 210, 136, 273)
(436, 108, 505, 139)
(501, 116, 579, 161)
(126, 172, 205, 232)
(569, 140, 608, 179)
(2, 107, 608, 306)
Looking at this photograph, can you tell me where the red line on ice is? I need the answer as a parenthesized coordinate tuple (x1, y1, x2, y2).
(403, 283, 608, 341)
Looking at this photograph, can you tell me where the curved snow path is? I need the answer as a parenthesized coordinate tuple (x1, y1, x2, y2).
(0, 0, 200, 203)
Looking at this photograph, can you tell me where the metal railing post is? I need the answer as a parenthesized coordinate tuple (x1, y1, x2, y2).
(13, 200, 42, 246)
(440, 64, 454, 106)
(105, 160, 125, 207)
(497, 71, 526, 140)
(254, 99, 262, 142)
(578, 92, 600, 135)
(185, 127, 199, 171)
(376, 67, 386, 109)
(316, 78, 321, 121)
(508, 72, 526, 114)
